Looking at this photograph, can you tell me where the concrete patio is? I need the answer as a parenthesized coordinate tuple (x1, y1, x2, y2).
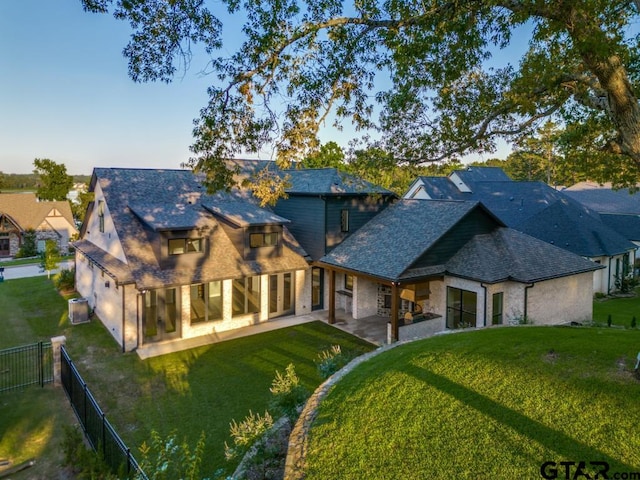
(136, 309, 389, 359)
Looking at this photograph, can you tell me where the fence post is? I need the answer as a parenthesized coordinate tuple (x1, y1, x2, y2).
(51, 336, 66, 386)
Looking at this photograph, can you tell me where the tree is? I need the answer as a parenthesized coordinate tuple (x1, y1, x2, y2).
(82, 0, 640, 196)
(40, 239, 61, 280)
(33, 158, 74, 201)
(71, 183, 94, 223)
(0, 171, 4, 191)
(301, 141, 346, 169)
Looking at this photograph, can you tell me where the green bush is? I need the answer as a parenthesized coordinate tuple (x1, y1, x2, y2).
(61, 424, 116, 479)
(15, 229, 37, 258)
(53, 268, 75, 291)
(224, 410, 274, 462)
(268, 363, 308, 420)
(136, 430, 207, 480)
(316, 345, 349, 379)
(632, 316, 637, 328)
(607, 314, 612, 327)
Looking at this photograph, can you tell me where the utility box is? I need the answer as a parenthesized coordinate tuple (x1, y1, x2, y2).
(68, 298, 89, 324)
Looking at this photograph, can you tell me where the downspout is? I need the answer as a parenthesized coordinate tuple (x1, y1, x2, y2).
(608, 257, 612, 294)
(121, 285, 126, 353)
(481, 283, 488, 327)
(136, 291, 141, 350)
(524, 283, 535, 322)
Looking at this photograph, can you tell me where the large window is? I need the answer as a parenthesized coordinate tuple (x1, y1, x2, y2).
(250, 232, 279, 248)
(492, 292, 503, 325)
(232, 276, 261, 316)
(446, 287, 477, 329)
(190, 281, 223, 323)
(169, 238, 203, 255)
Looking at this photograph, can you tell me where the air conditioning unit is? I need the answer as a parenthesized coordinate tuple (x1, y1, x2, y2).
(68, 298, 89, 325)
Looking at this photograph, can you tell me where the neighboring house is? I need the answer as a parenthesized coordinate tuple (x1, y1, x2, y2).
(74, 168, 311, 354)
(0, 193, 78, 257)
(563, 182, 640, 259)
(405, 167, 636, 294)
(317, 199, 602, 341)
(229, 160, 397, 312)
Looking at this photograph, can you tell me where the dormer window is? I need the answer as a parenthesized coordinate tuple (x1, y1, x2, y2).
(250, 232, 279, 248)
(168, 238, 203, 255)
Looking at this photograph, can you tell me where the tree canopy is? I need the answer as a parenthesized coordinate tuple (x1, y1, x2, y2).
(33, 158, 74, 201)
(82, 0, 640, 191)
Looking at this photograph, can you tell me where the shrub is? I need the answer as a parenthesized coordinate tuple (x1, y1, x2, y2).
(53, 268, 75, 291)
(607, 314, 612, 327)
(632, 316, 637, 328)
(61, 424, 116, 479)
(15, 229, 37, 258)
(136, 430, 206, 480)
(269, 363, 308, 419)
(316, 345, 348, 379)
(224, 410, 274, 462)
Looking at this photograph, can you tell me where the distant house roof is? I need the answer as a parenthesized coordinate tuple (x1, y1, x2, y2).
(600, 214, 640, 242)
(453, 166, 512, 184)
(407, 171, 635, 258)
(228, 159, 396, 196)
(563, 182, 640, 215)
(0, 192, 76, 232)
(318, 199, 600, 284)
(87, 168, 309, 289)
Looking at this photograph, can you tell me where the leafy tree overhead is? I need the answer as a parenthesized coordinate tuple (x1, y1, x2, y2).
(301, 141, 346, 169)
(83, 0, 640, 194)
(33, 158, 74, 201)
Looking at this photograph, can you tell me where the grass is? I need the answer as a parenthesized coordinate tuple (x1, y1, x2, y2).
(304, 327, 640, 479)
(0, 277, 78, 478)
(593, 287, 640, 327)
(0, 276, 375, 477)
(0, 255, 74, 268)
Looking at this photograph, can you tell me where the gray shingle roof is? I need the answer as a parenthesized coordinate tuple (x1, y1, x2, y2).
(600, 213, 640, 242)
(319, 199, 601, 284)
(563, 182, 640, 214)
(228, 159, 395, 196)
(412, 177, 464, 199)
(319, 199, 484, 281)
(444, 228, 601, 284)
(454, 166, 512, 183)
(87, 168, 309, 289)
(203, 201, 290, 227)
(411, 175, 635, 258)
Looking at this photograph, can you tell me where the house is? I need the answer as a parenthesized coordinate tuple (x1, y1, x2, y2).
(405, 167, 636, 294)
(0, 193, 77, 257)
(74, 168, 311, 354)
(562, 182, 640, 258)
(317, 199, 602, 341)
(228, 160, 397, 312)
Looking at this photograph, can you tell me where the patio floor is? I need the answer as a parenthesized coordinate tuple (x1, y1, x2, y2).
(136, 309, 388, 359)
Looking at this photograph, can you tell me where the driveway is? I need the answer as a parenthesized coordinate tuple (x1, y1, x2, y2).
(0, 260, 74, 280)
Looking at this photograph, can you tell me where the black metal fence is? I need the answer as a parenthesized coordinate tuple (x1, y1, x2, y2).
(0, 341, 53, 393)
(60, 345, 146, 479)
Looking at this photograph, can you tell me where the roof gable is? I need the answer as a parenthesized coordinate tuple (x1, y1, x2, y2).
(319, 199, 491, 280)
(0, 192, 76, 231)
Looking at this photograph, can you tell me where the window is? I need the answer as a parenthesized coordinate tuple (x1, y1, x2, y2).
(492, 292, 503, 325)
(340, 210, 349, 232)
(446, 287, 477, 329)
(190, 281, 223, 323)
(169, 238, 203, 255)
(344, 274, 353, 291)
(250, 232, 279, 248)
(98, 200, 105, 233)
(232, 276, 261, 316)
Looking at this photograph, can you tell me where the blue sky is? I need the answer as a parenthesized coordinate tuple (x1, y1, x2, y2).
(0, 1, 217, 175)
(0, 1, 530, 176)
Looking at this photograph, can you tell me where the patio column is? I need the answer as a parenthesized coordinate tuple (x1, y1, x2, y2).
(328, 269, 336, 324)
(390, 282, 399, 342)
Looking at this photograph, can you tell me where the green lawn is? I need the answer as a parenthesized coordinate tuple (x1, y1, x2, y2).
(304, 327, 640, 479)
(593, 288, 640, 327)
(0, 276, 375, 477)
